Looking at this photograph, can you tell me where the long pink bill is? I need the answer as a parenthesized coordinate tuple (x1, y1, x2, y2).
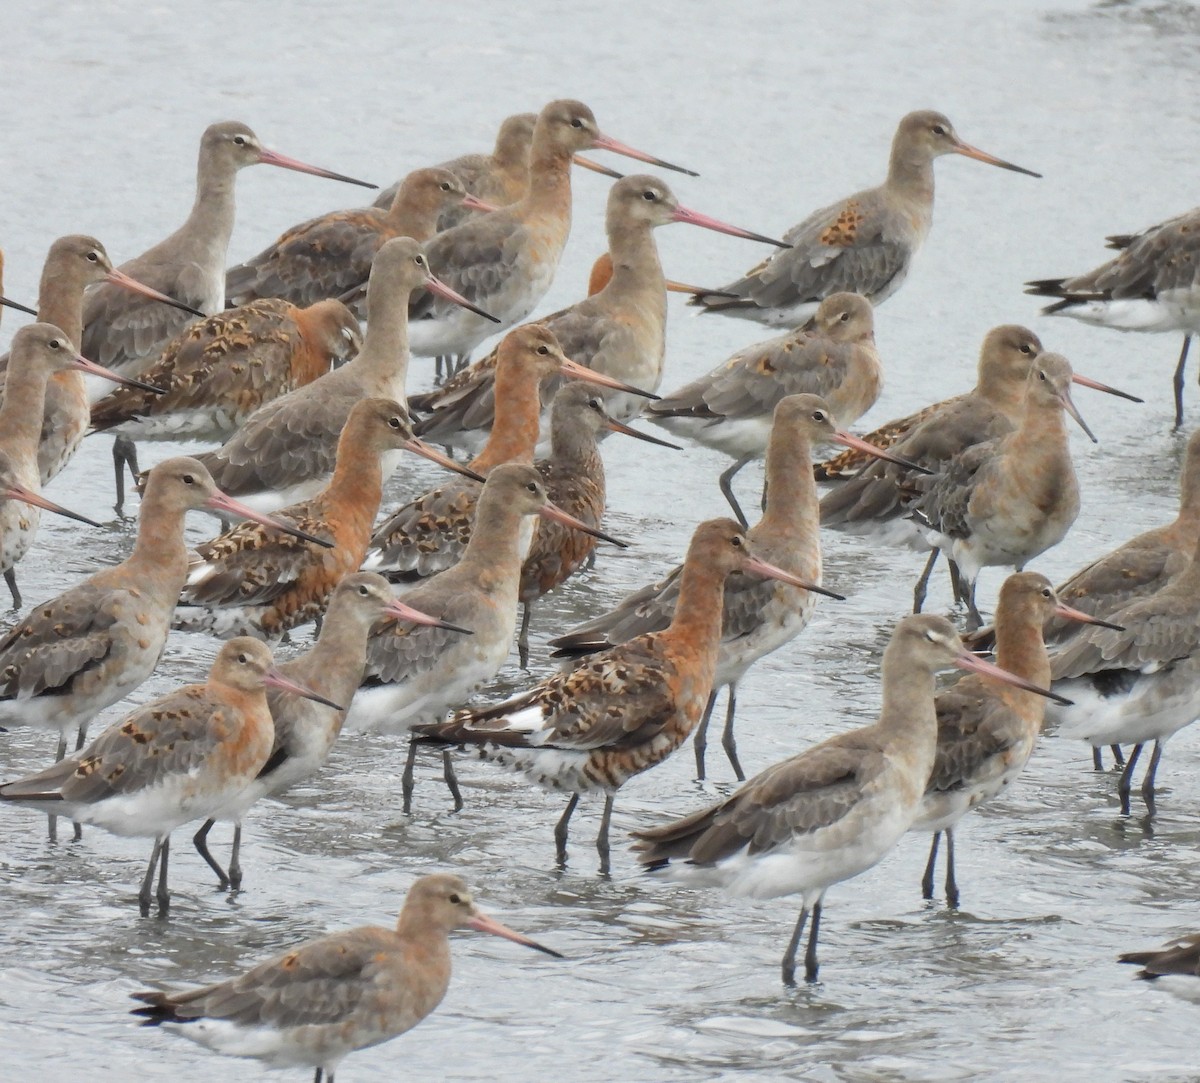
(73, 352, 167, 397)
(833, 429, 932, 474)
(671, 204, 790, 249)
(2, 482, 101, 528)
(1071, 371, 1143, 404)
(573, 154, 623, 179)
(204, 490, 335, 550)
(539, 501, 628, 548)
(403, 438, 485, 483)
(106, 268, 204, 318)
(460, 194, 500, 214)
(560, 357, 659, 400)
(1057, 388, 1098, 444)
(666, 280, 737, 298)
(606, 417, 681, 449)
(952, 140, 1041, 178)
(425, 271, 502, 324)
(591, 132, 698, 178)
(0, 296, 37, 316)
(257, 147, 376, 189)
(954, 648, 1072, 706)
(263, 667, 344, 711)
(742, 555, 845, 600)
(383, 596, 473, 635)
(467, 910, 564, 959)
(1055, 601, 1124, 632)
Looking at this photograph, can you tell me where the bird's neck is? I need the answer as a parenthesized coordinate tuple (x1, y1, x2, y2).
(886, 147, 935, 207)
(456, 500, 529, 588)
(604, 221, 665, 299)
(523, 139, 574, 215)
(757, 427, 818, 541)
(282, 613, 370, 708)
(665, 557, 728, 658)
(0, 364, 51, 477)
(125, 499, 191, 592)
(37, 269, 87, 349)
(359, 288, 412, 393)
(183, 153, 239, 263)
(469, 368, 543, 472)
(877, 653, 938, 739)
(384, 199, 438, 244)
(326, 432, 387, 531)
(993, 608, 1051, 726)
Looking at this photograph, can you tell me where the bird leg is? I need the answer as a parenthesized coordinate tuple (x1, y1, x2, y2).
(228, 822, 244, 891)
(401, 739, 419, 815)
(192, 819, 231, 889)
(692, 690, 718, 781)
(442, 749, 464, 812)
(1092, 747, 1104, 771)
(782, 906, 809, 986)
(3, 569, 21, 609)
(804, 901, 822, 983)
(1116, 742, 1144, 816)
(435, 355, 446, 383)
(912, 549, 940, 614)
(518, 603, 533, 670)
(156, 835, 171, 915)
(921, 832, 941, 900)
(718, 455, 755, 529)
(1140, 740, 1163, 810)
(49, 732, 72, 844)
(1172, 334, 1192, 431)
(112, 434, 141, 516)
(314, 1070, 323, 1083)
(596, 794, 615, 875)
(944, 828, 960, 909)
(720, 684, 744, 782)
(962, 575, 984, 631)
(1110, 744, 1126, 767)
(71, 725, 89, 841)
(139, 837, 165, 917)
(554, 793, 580, 867)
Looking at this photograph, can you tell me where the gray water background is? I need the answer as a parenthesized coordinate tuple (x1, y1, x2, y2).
(1, 1, 1199, 1079)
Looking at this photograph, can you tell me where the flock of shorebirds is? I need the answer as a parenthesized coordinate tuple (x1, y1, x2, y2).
(0, 97, 1198, 1079)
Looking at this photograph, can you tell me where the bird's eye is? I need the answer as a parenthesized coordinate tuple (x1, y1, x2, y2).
(233, 135, 248, 146)
(526, 483, 538, 493)
(1041, 588, 1052, 599)
(182, 474, 195, 485)
(237, 653, 248, 664)
(414, 256, 425, 267)
(642, 190, 656, 201)
(589, 399, 603, 412)
(731, 535, 743, 547)
(440, 182, 452, 192)
(811, 411, 826, 422)
(448, 892, 462, 904)
(570, 118, 584, 129)
(86, 251, 99, 263)
(49, 339, 62, 350)
(1038, 370, 1048, 382)
(1021, 343, 1035, 355)
(839, 312, 850, 322)
(358, 585, 370, 596)
(932, 125, 947, 136)
(536, 345, 549, 355)
(388, 416, 402, 429)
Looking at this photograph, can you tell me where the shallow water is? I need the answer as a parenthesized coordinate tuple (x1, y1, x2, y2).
(2, 0, 1200, 1079)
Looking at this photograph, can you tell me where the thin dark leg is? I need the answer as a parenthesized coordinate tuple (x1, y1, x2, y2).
(156, 835, 171, 915)
(912, 549, 940, 614)
(803, 901, 822, 982)
(518, 603, 533, 670)
(1110, 744, 1126, 767)
(140, 837, 164, 917)
(1117, 742, 1144, 816)
(71, 724, 88, 841)
(596, 794, 614, 875)
(944, 828, 960, 909)
(228, 822, 243, 891)
(112, 434, 140, 516)
(782, 906, 809, 986)
(3, 569, 20, 609)
(720, 684, 744, 782)
(718, 455, 755, 529)
(1171, 334, 1191, 431)
(435, 355, 445, 383)
(921, 832, 941, 900)
(1140, 740, 1163, 805)
(314, 1069, 323, 1083)
(442, 748, 464, 812)
(693, 690, 718, 781)
(49, 733, 68, 843)
(1092, 746, 1104, 771)
(401, 739, 419, 815)
(554, 793, 580, 867)
(453, 353, 471, 375)
(192, 819, 230, 889)
(948, 559, 967, 608)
